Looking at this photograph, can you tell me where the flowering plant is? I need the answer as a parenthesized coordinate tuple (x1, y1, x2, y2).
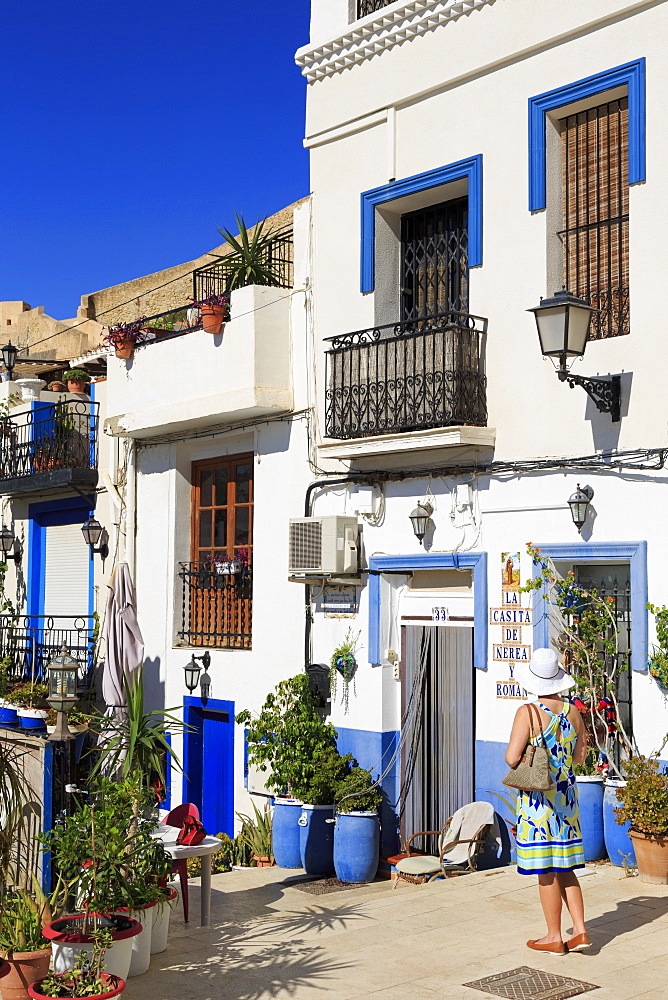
(520, 542, 634, 775)
(646, 602, 668, 689)
(101, 316, 149, 348)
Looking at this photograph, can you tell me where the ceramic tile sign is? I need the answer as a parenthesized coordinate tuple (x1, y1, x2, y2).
(322, 583, 358, 618)
(491, 552, 529, 698)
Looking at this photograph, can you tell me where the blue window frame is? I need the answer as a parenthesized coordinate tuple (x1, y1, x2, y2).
(530, 541, 647, 672)
(528, 58, 646, 212)
(367, 551, 488, 669)
(360, 154, 483, 293)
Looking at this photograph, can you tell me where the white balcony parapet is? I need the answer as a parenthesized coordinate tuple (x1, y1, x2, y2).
(295, 0, 496, 83)
(104, 284, 293, 439)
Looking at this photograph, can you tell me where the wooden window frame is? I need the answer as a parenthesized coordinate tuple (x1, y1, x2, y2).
(191, 453, 254, 565)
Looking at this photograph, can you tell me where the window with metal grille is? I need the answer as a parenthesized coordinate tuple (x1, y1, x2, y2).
(357, 0, 394, 16)
(178, 455, 253, 649)
(560, 98, 629, 339)
(401, 198, 469, 321)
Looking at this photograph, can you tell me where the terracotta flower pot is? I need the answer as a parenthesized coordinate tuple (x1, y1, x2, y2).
(113, 340, 135, 360)
(66, 380, 88, 393)
(629, 829, 668, 883)
(28, 973, 125, 1000)
(252, 854, 274, 868)
(0, 947, 51, 1000)
(200, 304, 227, 335)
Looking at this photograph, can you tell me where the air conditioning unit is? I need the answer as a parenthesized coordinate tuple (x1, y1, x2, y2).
(288, 516, 359, 575)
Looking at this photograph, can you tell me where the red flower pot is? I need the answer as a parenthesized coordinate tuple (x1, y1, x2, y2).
(28, 973, 125, 1000)
(200, 304, 227, 334)
(113, 340, 135, 360)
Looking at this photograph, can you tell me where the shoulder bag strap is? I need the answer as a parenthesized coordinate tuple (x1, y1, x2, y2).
(526, 703, 548, 748)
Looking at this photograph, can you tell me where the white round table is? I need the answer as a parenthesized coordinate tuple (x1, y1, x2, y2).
(151, 832, 221, 926)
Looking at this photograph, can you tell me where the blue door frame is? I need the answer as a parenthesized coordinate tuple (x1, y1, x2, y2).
(182, 696, 235, 837)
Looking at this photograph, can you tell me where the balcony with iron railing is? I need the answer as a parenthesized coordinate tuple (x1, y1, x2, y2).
(0, 614, 97, 690)
(105, 233, 295, 439)
(0, 400, 99, 495)
(177, 561, 252, 650)
(320, 311, 495, 465)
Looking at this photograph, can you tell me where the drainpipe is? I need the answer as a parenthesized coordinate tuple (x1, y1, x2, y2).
(125, 438, 137, 578)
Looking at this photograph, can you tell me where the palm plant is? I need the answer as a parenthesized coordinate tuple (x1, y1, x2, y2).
(214, 213, 284, 290)
(0, 739, 33, 887)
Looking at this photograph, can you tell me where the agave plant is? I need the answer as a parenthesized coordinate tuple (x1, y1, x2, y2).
(235, 799, 272, 860)
(214, 213, 284, 290)
(0, 739, 33, 886)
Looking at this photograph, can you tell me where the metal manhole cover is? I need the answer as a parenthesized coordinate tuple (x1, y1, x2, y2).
(463, 966, 599, 1000)
(285, 876, 370, 895)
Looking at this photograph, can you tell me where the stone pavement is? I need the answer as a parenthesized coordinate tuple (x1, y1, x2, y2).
(123, 863, 668, 1000)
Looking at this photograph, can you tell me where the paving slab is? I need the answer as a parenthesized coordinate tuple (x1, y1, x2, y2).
(121, 863, 668, 1000)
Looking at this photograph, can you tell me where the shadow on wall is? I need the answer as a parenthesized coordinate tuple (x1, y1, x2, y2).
(142, 655, 165, 713)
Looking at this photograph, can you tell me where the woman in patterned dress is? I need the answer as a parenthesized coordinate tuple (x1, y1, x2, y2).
(505, 648, 589, 956)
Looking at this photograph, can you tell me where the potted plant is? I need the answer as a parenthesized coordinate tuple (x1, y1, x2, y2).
(101, 318, 148, 360)
(330, 629, 361, 714)
(192, 294, 230, 336)
(236, 674, 340, 869)
(614, 751, 668, 883)
(647, 602, 668, 689)
(0, 881, 63, 1000)
(5, 683, 49, 731)
(333, 766, 382, 884)
(62, 371, 90, 395)
(235, 801, 273, 867)
(213, 214, 285, 290)
(297, 747, 353, 877)
(0, 656, 17, 727)
(31, 928, 125, 999)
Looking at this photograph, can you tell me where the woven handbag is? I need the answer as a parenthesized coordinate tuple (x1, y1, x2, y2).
(502, 703, 554, 792)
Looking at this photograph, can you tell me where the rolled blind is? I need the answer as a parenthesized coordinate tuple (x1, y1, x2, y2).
(43, 522, 90, 618)
(560, 98, 629, 339)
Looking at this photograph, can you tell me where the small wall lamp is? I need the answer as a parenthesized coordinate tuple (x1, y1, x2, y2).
(184, 651, 211, 693)
(409, 501, 434, 544)
(1, 342, 18, 381)
(568, 484, 594, 533)
(0, 523, 21, 562)
(528, 289, 621, 422)
(81, 517, 108, 558)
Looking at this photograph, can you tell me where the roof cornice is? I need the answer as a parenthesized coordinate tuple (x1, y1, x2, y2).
(295, 0, 497, 83)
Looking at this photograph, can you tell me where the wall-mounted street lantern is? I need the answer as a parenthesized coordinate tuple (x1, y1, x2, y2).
(528, 289, 621, 422)
(1, 342, 18, 381)
(81, 517, 108, 558)
(46, 644, 80, 741)
(568, 484, 594, 533)
(184, 651, 211, 693)
(0, 523, 21, 562)
(409, 502, 433, 545)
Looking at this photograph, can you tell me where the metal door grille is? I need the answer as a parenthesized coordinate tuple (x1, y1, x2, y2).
(401, 198, 468, 321)
(560, 99, 629, 339)
(574, 565, 632, 766)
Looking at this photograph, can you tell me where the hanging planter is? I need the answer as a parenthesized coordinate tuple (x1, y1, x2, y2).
(330, 629, 361, 714)
(196, 294, 230, 335)
(114, 340, 135, 361)
(101, 318, 149, 361)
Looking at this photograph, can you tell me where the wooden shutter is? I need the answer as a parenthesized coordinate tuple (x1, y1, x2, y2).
(560, 98, 629, 339)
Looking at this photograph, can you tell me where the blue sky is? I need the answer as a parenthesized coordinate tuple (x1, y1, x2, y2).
(0, 1, 310, 320)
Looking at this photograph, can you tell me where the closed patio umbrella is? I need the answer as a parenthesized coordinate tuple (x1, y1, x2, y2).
(102, 562, 144, 723)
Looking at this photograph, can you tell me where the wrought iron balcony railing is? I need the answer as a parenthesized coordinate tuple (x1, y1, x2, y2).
(0, 614, 97, 689)
(358, 0, 395, 16)
(193, 228, 294, 304)
(324, 311, 488, 440)
(178, 561, 252, 650)
(0, 401, 98, 486)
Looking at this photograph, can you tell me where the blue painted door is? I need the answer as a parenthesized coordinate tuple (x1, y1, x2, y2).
(183, 697, 234, 837)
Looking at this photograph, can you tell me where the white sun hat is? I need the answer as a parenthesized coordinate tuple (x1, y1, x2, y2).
(515, 647, 575, 697)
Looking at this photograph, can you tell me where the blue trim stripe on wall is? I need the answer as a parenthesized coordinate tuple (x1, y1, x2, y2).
(530, 542, 648, 672)
(360, 154, 483, 293)
(367, 551, 488, 669)
(528, 58, 646, 212)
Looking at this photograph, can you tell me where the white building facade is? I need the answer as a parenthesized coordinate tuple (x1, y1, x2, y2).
(293, 0, 668, 856)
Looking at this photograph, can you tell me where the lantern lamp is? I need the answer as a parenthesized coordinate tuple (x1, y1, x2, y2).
(81, 517, 107, 558)
(46, 644, 80, 741)
(0, 523, 20, 562)
(568, 484, 594, 533)
(528, 289, 621, 422)
(184, 651, 210, 693)
(409, 502, 433, 545)
(1, 342, 18, 381)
